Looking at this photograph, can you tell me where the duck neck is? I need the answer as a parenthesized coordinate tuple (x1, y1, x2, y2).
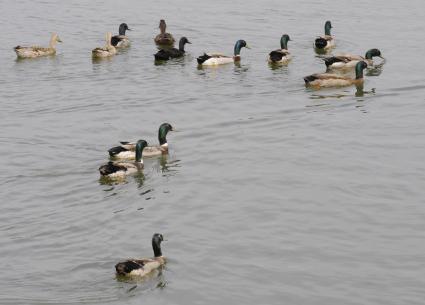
(234, 41, 243, 56)
(160, 21, 166, 34)
(325, 23, 332, 36)
(152, 241, 162, 257)
(135, 148, 143, 163)
(179, 40, 186, 52)
(355, 65, 364, 79)
(49, 35, 57, 49)
(158, 126, 169, 146)
(365, 50, 375, 60)
(119, 25, 126, 36)
(280, 36, 289, 50)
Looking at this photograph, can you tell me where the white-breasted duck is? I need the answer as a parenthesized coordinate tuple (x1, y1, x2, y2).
(268, 34, 292, 64)
(323, 49, 384, 70)
(154, 37, 191, 61)
(314, 21, 335, 51)
(197, 39, 250, 66)
(99, 140, 148, 178)
(111, 23, 131, 48)
(108, 123, 174, 160)
(304, 61, 368, 88)
(14, 33, 62, 59)
(115, 233, 166, 278)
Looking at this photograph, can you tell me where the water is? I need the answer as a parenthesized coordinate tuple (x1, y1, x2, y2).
(1, 0, 424, 304)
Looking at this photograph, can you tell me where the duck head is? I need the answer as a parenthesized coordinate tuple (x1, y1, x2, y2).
(158, 123, 174, 146)
(152, 233, 165, 257)
(324, 21, 332, 35)
(234, 40, 250, 56)
(159, 19, 167, 34)
(179, 37, 191, 51)
(118, 23, 131, 35)
(280, 34, 291, 50)
(135, 139, 148, 163)
(365, 48, 383, 60)
(355, 61, 368, 79)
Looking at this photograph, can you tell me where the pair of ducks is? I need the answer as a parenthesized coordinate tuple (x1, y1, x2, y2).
(92, 23, 132, 58)
(99, 123, 174, 178)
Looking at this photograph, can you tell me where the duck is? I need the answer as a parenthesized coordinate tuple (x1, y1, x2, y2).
(111, 23, 131, 48)
(314, 21, 335, 50)
(197, 40, 250, 66)
(323, 48, 384, 70)
(154, 37, 191, 61)
(108, 123, 174, 160)
(99, 140, 148, 178)
(14, 33, 62, 59)
(304, 61, 368, 88)
(268, 34, 292, 64)
(154, 19, 175, 46)
(115, 233, 166, 278)
(92, 32, 117, 58)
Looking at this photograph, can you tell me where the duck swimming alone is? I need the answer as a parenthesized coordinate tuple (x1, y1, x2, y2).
(154, 19, 175, 46)
(314, 21, 335, 50)
(14, 33, 62, 59)
(99, 140, 148, 178)
(92, 32, 117, 58)
(111, 23, 131, 48)
(108, 123, 174, 160)
(323, 48, 384, 70)
(154, 37, 191, 61)
(115, 233, 166, 278)
(304, 61, 368, 88)
(197, 39, 250, 66)
(268, 34, 292, 64)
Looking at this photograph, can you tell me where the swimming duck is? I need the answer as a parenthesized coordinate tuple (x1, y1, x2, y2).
(14, 33, 62, 59)
(115, 233, 166, 277)
(197, 40, 250, 66)
(323, 49, 384, 70)
(154, 20, 175, 46)
(314, 21, 335, 50)
(99, 140, 148, 178)
(304, 61, 368, 88)
(154, 37, 191, 61)
(92, 32, 117, 58)
(111, 23, 131, 48)
(108, 123, 174, 160)
(268, 34, 292, 64)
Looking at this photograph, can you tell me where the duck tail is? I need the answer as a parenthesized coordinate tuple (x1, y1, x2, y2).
(323, 57, 342, 67)
(108, 146, 127, 157)
(315, 37, 327, 49)
(154, 50, 170, 61)
(99, 161, 120, 176)
(304, 75, 317, 84)
(269, 51, 283, 63)
(197, 53, 211, 65)
(115, 260, 144, 275)
(14, 46, 22, 50)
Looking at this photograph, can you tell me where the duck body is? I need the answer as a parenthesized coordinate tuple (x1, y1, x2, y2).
(14, 33, 62, 59)
(324, 49, 383, 70)
(111, 23, 131, 48)
(304, 61, 368, 88)
(154, 20, 175, 46)
(100, 140, 147, 178)
(154, 37, 191, 60)
(92, 32, 117, 58)
(115, 233, 166, 278)
(314, 21, 335, 50)
(108, 123, 174, 160)
(268, 34, 292, 64)
(197, 40, 249, 66)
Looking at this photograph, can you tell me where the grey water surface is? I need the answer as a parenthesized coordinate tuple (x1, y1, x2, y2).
(0, 0, 424, 304)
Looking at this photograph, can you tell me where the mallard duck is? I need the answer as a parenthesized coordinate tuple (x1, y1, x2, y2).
(323, 49, 384, 70)
(111, 23, 131, 48)
(92, 32, 117, 58)
(14, 33, 62, 59)
(268, 34, 292, 64)
(115, 233, 166, 277)
(154, 37, 191, 61)
(99, 140, 148, 178)
(314, 21, 335, 50)
(197, 40, 250, 66)
(154, 19, 175, 46)
(304, 61, 368, 88)
(108, 123, 174, 160)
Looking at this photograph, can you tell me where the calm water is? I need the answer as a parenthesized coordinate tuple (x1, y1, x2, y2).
(1, 0, 424, 304)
